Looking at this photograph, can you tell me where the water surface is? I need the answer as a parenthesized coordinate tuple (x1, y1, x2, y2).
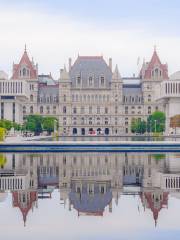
(0, 152, 180, 239)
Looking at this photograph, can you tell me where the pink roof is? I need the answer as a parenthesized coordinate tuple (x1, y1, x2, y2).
(11, 50, 37, 79)
(143, 50, 168, 79)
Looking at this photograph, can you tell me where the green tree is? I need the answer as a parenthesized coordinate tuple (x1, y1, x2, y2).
(131, 118, 146, 134)
(0, 120, 12, 130)
(42, 117, 58, 135)
(25, 115, 43, 135)
(147, 111, 165, 133)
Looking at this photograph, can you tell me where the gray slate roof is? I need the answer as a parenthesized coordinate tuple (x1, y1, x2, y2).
(70, 56, 112, 89)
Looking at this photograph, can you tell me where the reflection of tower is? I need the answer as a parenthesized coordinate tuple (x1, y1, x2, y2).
(141, 190, 168, 227)
(12, 190, 38, 226)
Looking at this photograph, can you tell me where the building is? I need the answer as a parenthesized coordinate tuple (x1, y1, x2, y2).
(0, 47, 180, 135)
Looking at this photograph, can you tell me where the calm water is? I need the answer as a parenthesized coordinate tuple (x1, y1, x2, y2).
(0, 152, 180, 239)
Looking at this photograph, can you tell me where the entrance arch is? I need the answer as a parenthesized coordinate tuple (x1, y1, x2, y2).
(73, 128, 77, 135)
(97, 128, 102, 135)
(105, 128, 109, 135)
(81, 128, 85, 135)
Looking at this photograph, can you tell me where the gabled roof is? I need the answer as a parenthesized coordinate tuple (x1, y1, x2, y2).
(11, 48, 38, 79)
(140, 49, 168, 80)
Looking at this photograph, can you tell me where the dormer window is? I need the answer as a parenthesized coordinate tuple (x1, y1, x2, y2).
(20, 67, 30, 78)
(100, 76, 105, 86)
(152, 68, 161, 78)
(77, 76, 81, 85)
(89, 76, 93, 86)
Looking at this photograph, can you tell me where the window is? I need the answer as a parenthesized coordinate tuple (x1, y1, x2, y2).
(47, 106, 50, 114)
(30, 95, 33, 102)
(30, 106, 33, 114)
(40, 106, 43, 114)
(73, 117, 77, 125)
(89, 76, 93, 86)
(100, 76, 105, 85)
(89, 117, 93, 125)
(81, 107, 85, 114)
(81, 117, 85, 125)
(97, 106, 100, 114)
(73, 107, 77, 114)
(23, 68, 26, 76)
(53, 106, 56, 114)
(125, 106, 128, 114)
(105, 117, 108, 125)
(105, 107, 108, 114)
(63, 106, 66, 114)
(89, 106, 92, 114)
(148, 95, 151, 102)
(77, 76, 81, 85)
(63, 95, 66, 102)
(148, 106, 151, 114)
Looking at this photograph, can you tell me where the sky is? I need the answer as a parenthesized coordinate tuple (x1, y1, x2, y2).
(0, 0, 180, 79)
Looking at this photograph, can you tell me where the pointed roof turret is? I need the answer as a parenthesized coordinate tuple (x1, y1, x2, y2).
(112, 64, 121, 80)
(60, 65, 69, 80)
(11, 46, 38, 80)
(140, 47, 168, 80)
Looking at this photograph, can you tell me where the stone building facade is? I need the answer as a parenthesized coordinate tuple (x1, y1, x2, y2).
(0, 47, 180, 135)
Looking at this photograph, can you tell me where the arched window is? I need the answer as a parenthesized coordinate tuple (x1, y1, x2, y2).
(40, 106, 43, 114)
(53, 106, 56, 114)
(23, 68, 26, 76)
(63, 106, 66, 114)
(30, 106, 33, 114)
(30, 95, 33, 102)
(89, 76, 93, 86)
(47, 106, 50, 114)
(73, 107, 77, 114)
(73, 117, 77, 125)
(105, 107, 108, 114)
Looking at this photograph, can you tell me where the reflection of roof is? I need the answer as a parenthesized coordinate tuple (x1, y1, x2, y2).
(69, 182, 112, 216)
(38, 175, 58, 187)
(141, 192, 168, 226)
(12, 191, 37, 226)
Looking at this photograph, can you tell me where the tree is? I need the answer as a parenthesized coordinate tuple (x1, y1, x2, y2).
(131, 118, 146, 134)
(147, 111, 165, 133)
(42, 117, 58, 135)
(25, 115, 43, 135)
(0, 120, 12, 130)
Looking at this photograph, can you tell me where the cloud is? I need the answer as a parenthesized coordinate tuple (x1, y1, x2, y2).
(0, 3, 180, 79)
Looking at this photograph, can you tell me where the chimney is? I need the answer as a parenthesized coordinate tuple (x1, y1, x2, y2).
(68, 58, 72, 72)
(109, 58, 112, 71)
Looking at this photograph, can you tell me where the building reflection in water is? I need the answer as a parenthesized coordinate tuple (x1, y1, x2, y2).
(0, 152, 180, 226)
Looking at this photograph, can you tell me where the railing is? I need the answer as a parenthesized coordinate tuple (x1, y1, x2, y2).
(0, 80, 28, 97)
(156, 80, 180, 99)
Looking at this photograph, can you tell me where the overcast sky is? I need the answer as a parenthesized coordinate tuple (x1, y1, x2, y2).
(0, 0, 180, 79)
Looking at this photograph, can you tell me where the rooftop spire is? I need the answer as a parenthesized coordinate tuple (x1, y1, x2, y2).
(154, 44, 157, 52)
(24, 44, 27, 53)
